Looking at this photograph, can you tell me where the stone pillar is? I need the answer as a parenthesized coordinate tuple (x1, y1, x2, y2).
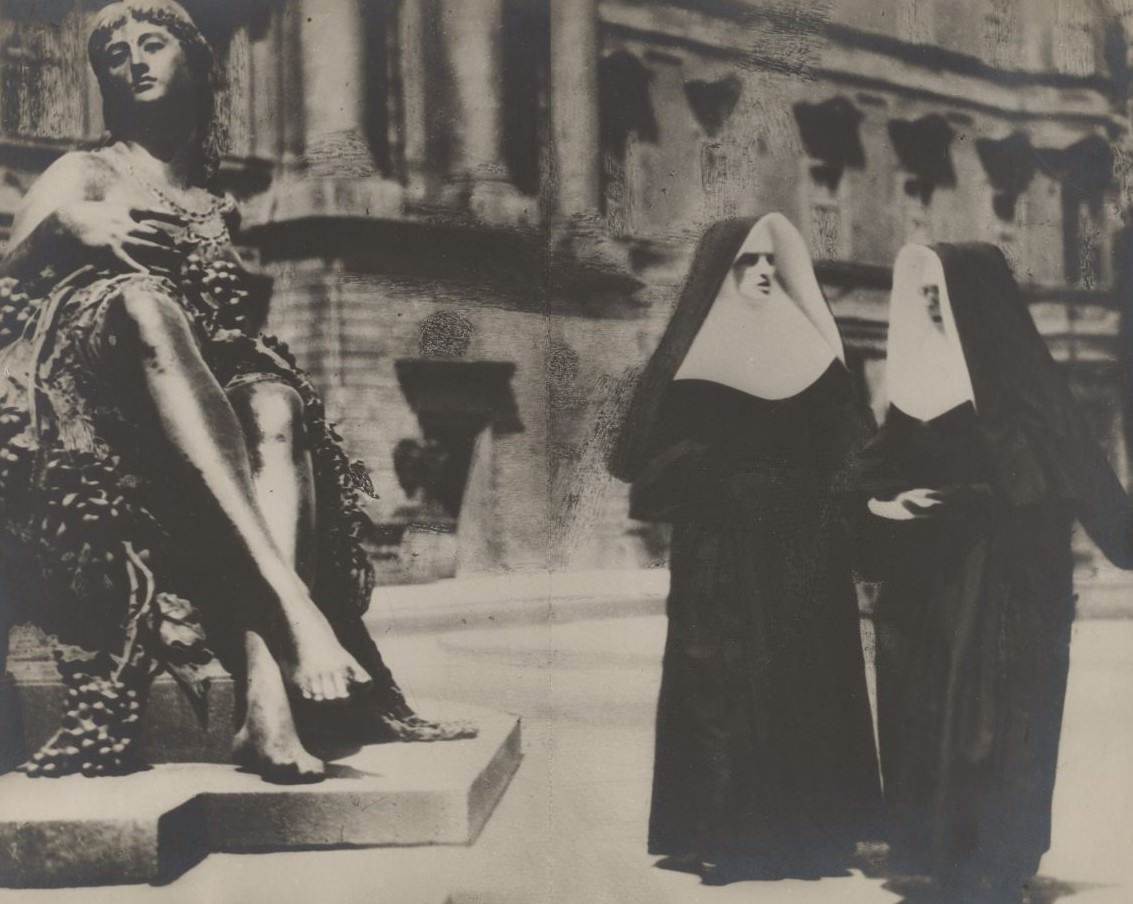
(444, 0, 502, 180)
(299, 0, 373, 176)
(544, 0, 640, 285)
(249, 3, 281, 161)
(279, 0, 306, 169)
(399, 0, 429, 197)
(550, 0, 600, 218)
(440, 0, 528, 221)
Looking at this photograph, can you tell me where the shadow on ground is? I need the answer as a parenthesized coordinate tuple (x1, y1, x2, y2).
(884, 874, 1111, 904)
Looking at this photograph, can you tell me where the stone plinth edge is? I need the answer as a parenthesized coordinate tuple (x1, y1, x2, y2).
(0, 702, 519, 888)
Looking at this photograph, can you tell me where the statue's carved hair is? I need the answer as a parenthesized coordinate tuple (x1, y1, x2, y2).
(87, 0, 221, 183)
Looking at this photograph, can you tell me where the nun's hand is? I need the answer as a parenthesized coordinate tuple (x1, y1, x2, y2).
(868, 488, 944, 521)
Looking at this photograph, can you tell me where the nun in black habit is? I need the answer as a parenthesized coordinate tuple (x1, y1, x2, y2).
(847, 243, 1133, 902)
(610, 213, 882, 884)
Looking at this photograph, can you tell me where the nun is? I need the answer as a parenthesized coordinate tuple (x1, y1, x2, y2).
(847, 243, 1133, 902)
(610, 214, 882, 884)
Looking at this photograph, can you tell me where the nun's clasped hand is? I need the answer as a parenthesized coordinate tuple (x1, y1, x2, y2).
(868, 488, 944, 521)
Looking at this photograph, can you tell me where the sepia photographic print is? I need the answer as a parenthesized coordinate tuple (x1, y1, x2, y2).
(0, 1, 1131, 903)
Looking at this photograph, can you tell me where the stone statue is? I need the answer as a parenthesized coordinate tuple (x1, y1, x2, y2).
(0, 0, 472, 784)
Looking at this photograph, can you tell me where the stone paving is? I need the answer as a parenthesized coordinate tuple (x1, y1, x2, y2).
(2, 570, 1132, 903)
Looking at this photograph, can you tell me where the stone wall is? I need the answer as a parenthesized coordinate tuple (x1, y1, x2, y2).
(0, 0, 1129, 580)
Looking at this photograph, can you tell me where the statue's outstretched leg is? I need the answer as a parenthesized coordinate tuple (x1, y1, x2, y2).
(227, 379, 325, 782)
(104, 282, 366, 702)
(228, 378, 473, 747)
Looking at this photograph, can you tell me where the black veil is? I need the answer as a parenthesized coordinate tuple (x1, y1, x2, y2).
(912, 243, 1131, 562)
(609, 215, 844, 483)
(608, 219, 754, 483)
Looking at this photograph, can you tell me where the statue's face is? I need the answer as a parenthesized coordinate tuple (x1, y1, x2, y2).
(920, 283, 943, 330)
(100, 19, 190, 108)
(734, 252, 776, 299)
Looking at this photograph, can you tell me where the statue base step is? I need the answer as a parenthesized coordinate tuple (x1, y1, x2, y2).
(0, 701, 521, 888)
(5, 623, 250, 767)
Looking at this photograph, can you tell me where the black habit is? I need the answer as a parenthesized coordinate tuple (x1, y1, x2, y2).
(846, 243, 1133, 893)
(611, 217, 882, 879)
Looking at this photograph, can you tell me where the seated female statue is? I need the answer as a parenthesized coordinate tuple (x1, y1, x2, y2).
(0, 0, 470, 784)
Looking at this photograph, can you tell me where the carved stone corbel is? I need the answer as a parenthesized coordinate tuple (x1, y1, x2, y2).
(792, 95, 865, 192)
(888, 113, 956, 204)
(975, 131, 1036, 221)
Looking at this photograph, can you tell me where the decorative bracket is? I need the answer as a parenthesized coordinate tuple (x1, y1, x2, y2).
(684, 75, 742, 138)
(792, 96, 865, 192)
(888, 114, 956, 204)
(975, 131, 1036, 221)
(1036, 134, 1113, 200)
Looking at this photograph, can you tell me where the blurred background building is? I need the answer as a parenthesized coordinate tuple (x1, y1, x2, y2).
(0, 0, 1130, 590)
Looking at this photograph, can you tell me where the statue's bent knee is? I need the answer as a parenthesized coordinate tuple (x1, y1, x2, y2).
(105, 280, 195, 355)
(229, 380, 305, 444)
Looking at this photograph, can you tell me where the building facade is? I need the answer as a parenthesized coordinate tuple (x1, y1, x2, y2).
(0, 0, 1129, 586)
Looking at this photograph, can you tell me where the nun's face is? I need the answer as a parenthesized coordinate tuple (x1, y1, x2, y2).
(920, 283, 943, 330)
(734, 252, 776, 299)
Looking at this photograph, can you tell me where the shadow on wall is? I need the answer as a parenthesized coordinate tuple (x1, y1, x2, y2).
(372, 312, 522, 583)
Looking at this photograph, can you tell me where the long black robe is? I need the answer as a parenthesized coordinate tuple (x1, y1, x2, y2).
(634, 367, 881, 875)
(611, 217, 881, 876)
(846, 244, 1133, 890)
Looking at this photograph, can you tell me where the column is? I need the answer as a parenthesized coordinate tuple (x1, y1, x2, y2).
(440, 0, 531, 220)
(550, 0, 600, 218)
(299, 0, 373, 176)
(398, 0, 429, 195)
(442, 0, 505, 187)
(249, 3, 281, 161)
(278, 0, 306, 168)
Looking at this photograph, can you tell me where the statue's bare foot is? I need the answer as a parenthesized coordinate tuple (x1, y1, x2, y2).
(235, 630, 327, 784)
(277, 604, 370, 702)
(233, 722, 325, 784)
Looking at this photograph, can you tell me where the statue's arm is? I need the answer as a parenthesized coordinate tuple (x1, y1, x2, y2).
(1, 152, 100, 280)
(1, 152, 183, 281)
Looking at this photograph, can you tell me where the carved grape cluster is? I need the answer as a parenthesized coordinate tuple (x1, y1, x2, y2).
(22, 665, 144, 778)
(39, 452, 133, 539)
(178, 254, 255, 333)
(0, 407, 34, 504)
(0, 277, 37, 346)
(24, 447, 167, 657)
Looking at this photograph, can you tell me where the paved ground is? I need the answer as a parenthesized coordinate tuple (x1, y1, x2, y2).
(3, 590, 1132, 904)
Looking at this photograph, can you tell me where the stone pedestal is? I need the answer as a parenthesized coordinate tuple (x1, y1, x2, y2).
(0, 673, 22, 775)
(0, 701, 521, 888)
(4, 625, 236, 768)
(2, 625, 522, 888)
